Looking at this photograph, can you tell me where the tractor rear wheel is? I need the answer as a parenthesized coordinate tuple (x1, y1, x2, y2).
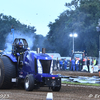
(0, 56, 16, 89)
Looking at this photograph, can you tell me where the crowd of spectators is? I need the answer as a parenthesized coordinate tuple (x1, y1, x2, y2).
(54, 57, 98, 72)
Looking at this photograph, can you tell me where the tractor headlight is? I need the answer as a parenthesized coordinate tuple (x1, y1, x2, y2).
(50, 60, 53, 74)
(37, 59, 43, 74)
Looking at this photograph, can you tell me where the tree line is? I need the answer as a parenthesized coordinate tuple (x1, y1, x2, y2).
(0, 13, 45, 51)
(45, 0, 100, 57)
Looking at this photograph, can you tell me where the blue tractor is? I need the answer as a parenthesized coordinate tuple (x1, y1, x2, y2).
(0, 38, 61, 91)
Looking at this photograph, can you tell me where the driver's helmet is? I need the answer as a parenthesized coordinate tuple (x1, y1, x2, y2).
(18, 42, 23, 48)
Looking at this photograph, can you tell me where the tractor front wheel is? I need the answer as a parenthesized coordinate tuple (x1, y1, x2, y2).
(24, 74, 34, 91)
(51, 85, 61, 91)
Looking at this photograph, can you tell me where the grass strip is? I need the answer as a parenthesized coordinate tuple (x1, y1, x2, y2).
(62, 81, 100, 86)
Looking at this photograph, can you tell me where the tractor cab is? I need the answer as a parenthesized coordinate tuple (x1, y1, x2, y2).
(12, 38, 28, 66)
(72, 51, 86, 65)
(12, 38, 28, 54)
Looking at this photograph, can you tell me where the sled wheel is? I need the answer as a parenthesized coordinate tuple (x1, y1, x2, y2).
(24, 74, 34, 91)
(0, 56, 16, 89)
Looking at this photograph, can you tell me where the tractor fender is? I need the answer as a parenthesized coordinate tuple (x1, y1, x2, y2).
(3, 54, 17, 62)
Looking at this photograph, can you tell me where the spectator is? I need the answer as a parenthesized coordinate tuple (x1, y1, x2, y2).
(59, 59, 63, 70)
(93, 58, 96, 66)
(64, 58, 67, 70)
(87, 57, 90, 72)
(79, 60, 83, 71)
(70, 58, 75, 71)
(56, 57, 59, 70)
(75, 57, 79, 71)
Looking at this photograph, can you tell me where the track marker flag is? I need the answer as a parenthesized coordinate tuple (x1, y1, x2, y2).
(46, 92, 53, 100)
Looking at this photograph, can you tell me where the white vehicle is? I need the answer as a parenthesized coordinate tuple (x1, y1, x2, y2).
(46, 53, 61, 60)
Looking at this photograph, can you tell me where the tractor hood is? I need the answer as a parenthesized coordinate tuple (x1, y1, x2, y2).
(34, 53, 52, 60)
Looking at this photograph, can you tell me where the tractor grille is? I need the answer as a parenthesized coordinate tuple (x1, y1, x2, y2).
(40, 60, 51, 73)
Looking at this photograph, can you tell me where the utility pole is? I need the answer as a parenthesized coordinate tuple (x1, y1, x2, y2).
(69, 33, 78, 53)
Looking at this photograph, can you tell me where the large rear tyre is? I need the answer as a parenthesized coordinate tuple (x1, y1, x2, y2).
(24, 74, 34, 91)
(0, 56, 16, 89)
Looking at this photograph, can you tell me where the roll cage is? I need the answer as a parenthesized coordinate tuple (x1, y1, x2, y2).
(12, 38, 28, 54)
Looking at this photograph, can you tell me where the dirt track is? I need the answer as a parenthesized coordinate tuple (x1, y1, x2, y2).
(53, 70, 99, 77)
(0, 71, 100, 100)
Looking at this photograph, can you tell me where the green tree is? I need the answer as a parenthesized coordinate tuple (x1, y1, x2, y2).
(0, 13, 37, 50)
(46, 0, 100, 57)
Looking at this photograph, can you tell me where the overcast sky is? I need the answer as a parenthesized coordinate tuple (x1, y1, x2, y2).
(0, 0, 72, 36)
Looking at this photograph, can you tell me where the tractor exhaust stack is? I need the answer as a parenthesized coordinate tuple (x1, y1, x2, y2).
(42, 48, 46, 54)
(37, 48, 40, 54)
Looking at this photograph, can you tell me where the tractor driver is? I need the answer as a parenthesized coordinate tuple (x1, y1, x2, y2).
(17, 41, 27, 52)
(16, 41, 25, 65)
(17, 42, 24, 52)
